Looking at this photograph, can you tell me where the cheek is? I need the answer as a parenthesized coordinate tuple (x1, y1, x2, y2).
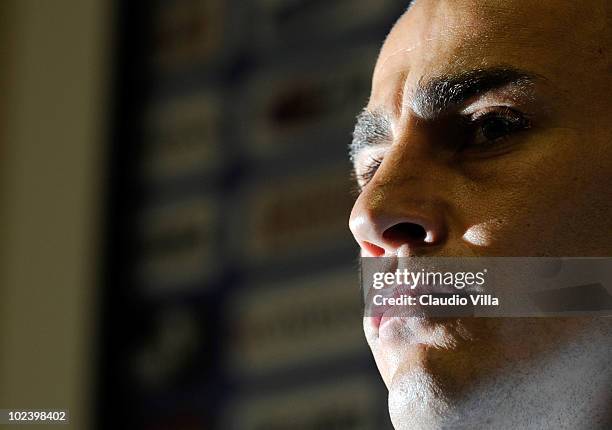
(450, 177, 547, 255)
(454, 133, 612, 256)
(461, 218, 505, 248)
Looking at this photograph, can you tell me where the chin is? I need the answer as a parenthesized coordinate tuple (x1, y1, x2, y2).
(370, 318, 612, 429)
(364, 316, 479, 390)
(387, 368, 461, 430)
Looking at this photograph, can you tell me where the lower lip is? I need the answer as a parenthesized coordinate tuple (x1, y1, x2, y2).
(369, 309, 404, 331)
(370, 315, 384, 328)
(369, 304, 432, 339)
(370, 297, 425, 331)
(379, 314, 395, 329)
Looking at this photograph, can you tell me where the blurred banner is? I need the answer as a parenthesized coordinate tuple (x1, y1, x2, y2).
(98, 1, 408, 429)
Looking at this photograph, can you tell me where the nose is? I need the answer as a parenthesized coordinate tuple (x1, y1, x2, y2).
(349, 189, 447, 257)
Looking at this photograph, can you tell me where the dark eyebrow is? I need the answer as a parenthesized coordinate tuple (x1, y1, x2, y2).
(413, 66, 539, 119)
(349, 109, 392, 162)
(349, 67, 540, 161)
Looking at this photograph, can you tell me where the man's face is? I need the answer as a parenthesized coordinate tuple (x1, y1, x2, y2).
(349, 0, 612, 428)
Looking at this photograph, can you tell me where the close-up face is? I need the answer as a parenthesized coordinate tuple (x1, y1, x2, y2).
(349, 0, 612, 428)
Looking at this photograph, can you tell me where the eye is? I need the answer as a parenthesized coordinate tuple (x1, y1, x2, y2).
(354, 156, 383, 188)
(468, 108, 531, 147)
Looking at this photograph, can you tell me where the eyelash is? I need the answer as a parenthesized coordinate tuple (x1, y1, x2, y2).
(355, 156, 383, 187)
(354, 108, 531, 189)
(466, 108, 531, 147)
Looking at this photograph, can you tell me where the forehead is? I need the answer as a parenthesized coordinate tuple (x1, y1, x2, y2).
(370, 0, 608, 112)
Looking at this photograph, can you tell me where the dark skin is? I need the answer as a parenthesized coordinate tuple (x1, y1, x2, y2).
(349, 1, 612, 428)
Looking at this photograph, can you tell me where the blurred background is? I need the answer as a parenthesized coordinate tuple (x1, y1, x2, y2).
(0, 0, 407, 428)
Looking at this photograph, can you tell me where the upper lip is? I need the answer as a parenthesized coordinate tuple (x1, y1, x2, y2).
(367, 284, 425, 329)
(363, 258, 476, 331)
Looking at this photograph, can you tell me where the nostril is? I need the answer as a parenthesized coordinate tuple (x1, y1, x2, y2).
(383, 222, 427, 245)
(362, 241, 386, 257)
